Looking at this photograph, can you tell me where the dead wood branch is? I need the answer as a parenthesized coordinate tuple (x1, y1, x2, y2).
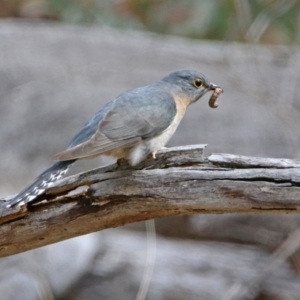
(0, 144, 300, 257)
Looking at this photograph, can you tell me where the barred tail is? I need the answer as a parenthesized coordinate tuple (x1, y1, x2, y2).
(7, 160, 76, 208)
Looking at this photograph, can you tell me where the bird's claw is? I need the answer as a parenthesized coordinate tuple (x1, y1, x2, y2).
(152, 147, 168, 159)
(152, 151, 157, 159)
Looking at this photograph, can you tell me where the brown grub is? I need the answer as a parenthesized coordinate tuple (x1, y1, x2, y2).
(209, 87, 223, 108)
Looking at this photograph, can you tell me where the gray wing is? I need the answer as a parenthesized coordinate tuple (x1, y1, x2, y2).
(52, 87, 177, 161)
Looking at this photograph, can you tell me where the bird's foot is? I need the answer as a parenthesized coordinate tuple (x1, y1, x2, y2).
(152, 147, 168, 159)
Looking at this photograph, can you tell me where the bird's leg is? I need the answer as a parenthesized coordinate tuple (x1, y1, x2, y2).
(152, 147, 168, 159)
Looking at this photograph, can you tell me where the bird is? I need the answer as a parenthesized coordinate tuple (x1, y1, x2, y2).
(7, 70, 220, 208)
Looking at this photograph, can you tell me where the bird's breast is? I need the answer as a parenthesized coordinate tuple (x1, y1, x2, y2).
(110, 93, 190, 166)
(147, 102, 186, 150)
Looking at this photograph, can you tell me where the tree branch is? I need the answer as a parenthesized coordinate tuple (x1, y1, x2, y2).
(1, 144, 300, 257)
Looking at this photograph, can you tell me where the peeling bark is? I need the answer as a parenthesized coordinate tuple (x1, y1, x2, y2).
(0, 144, 300, 257)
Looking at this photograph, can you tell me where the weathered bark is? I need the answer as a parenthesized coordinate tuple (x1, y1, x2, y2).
(0, 144, 300, 257)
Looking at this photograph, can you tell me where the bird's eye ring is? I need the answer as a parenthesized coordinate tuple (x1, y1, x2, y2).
(194, 78, 203, 88)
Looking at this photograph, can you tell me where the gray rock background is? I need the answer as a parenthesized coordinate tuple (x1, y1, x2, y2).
(1, 21, 300, 300)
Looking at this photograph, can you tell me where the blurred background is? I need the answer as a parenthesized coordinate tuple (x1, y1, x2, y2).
(1, 0, 300, 299)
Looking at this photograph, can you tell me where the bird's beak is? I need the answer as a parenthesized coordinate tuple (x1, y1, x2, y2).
(208, 83, 220, 90)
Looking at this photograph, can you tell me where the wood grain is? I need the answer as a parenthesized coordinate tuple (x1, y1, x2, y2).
(0, 144, 300, 257)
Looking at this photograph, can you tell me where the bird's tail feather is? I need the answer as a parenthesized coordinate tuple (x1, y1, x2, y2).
(7, 160, 76, 207)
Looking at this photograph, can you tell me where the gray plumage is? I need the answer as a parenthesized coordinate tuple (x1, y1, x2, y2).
(7, 70, 220, 207)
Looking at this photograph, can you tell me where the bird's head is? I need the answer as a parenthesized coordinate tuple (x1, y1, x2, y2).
(161, 70, 219, 104)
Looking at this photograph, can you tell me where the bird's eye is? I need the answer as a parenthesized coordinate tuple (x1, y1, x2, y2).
(194, 78, 203, 88)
